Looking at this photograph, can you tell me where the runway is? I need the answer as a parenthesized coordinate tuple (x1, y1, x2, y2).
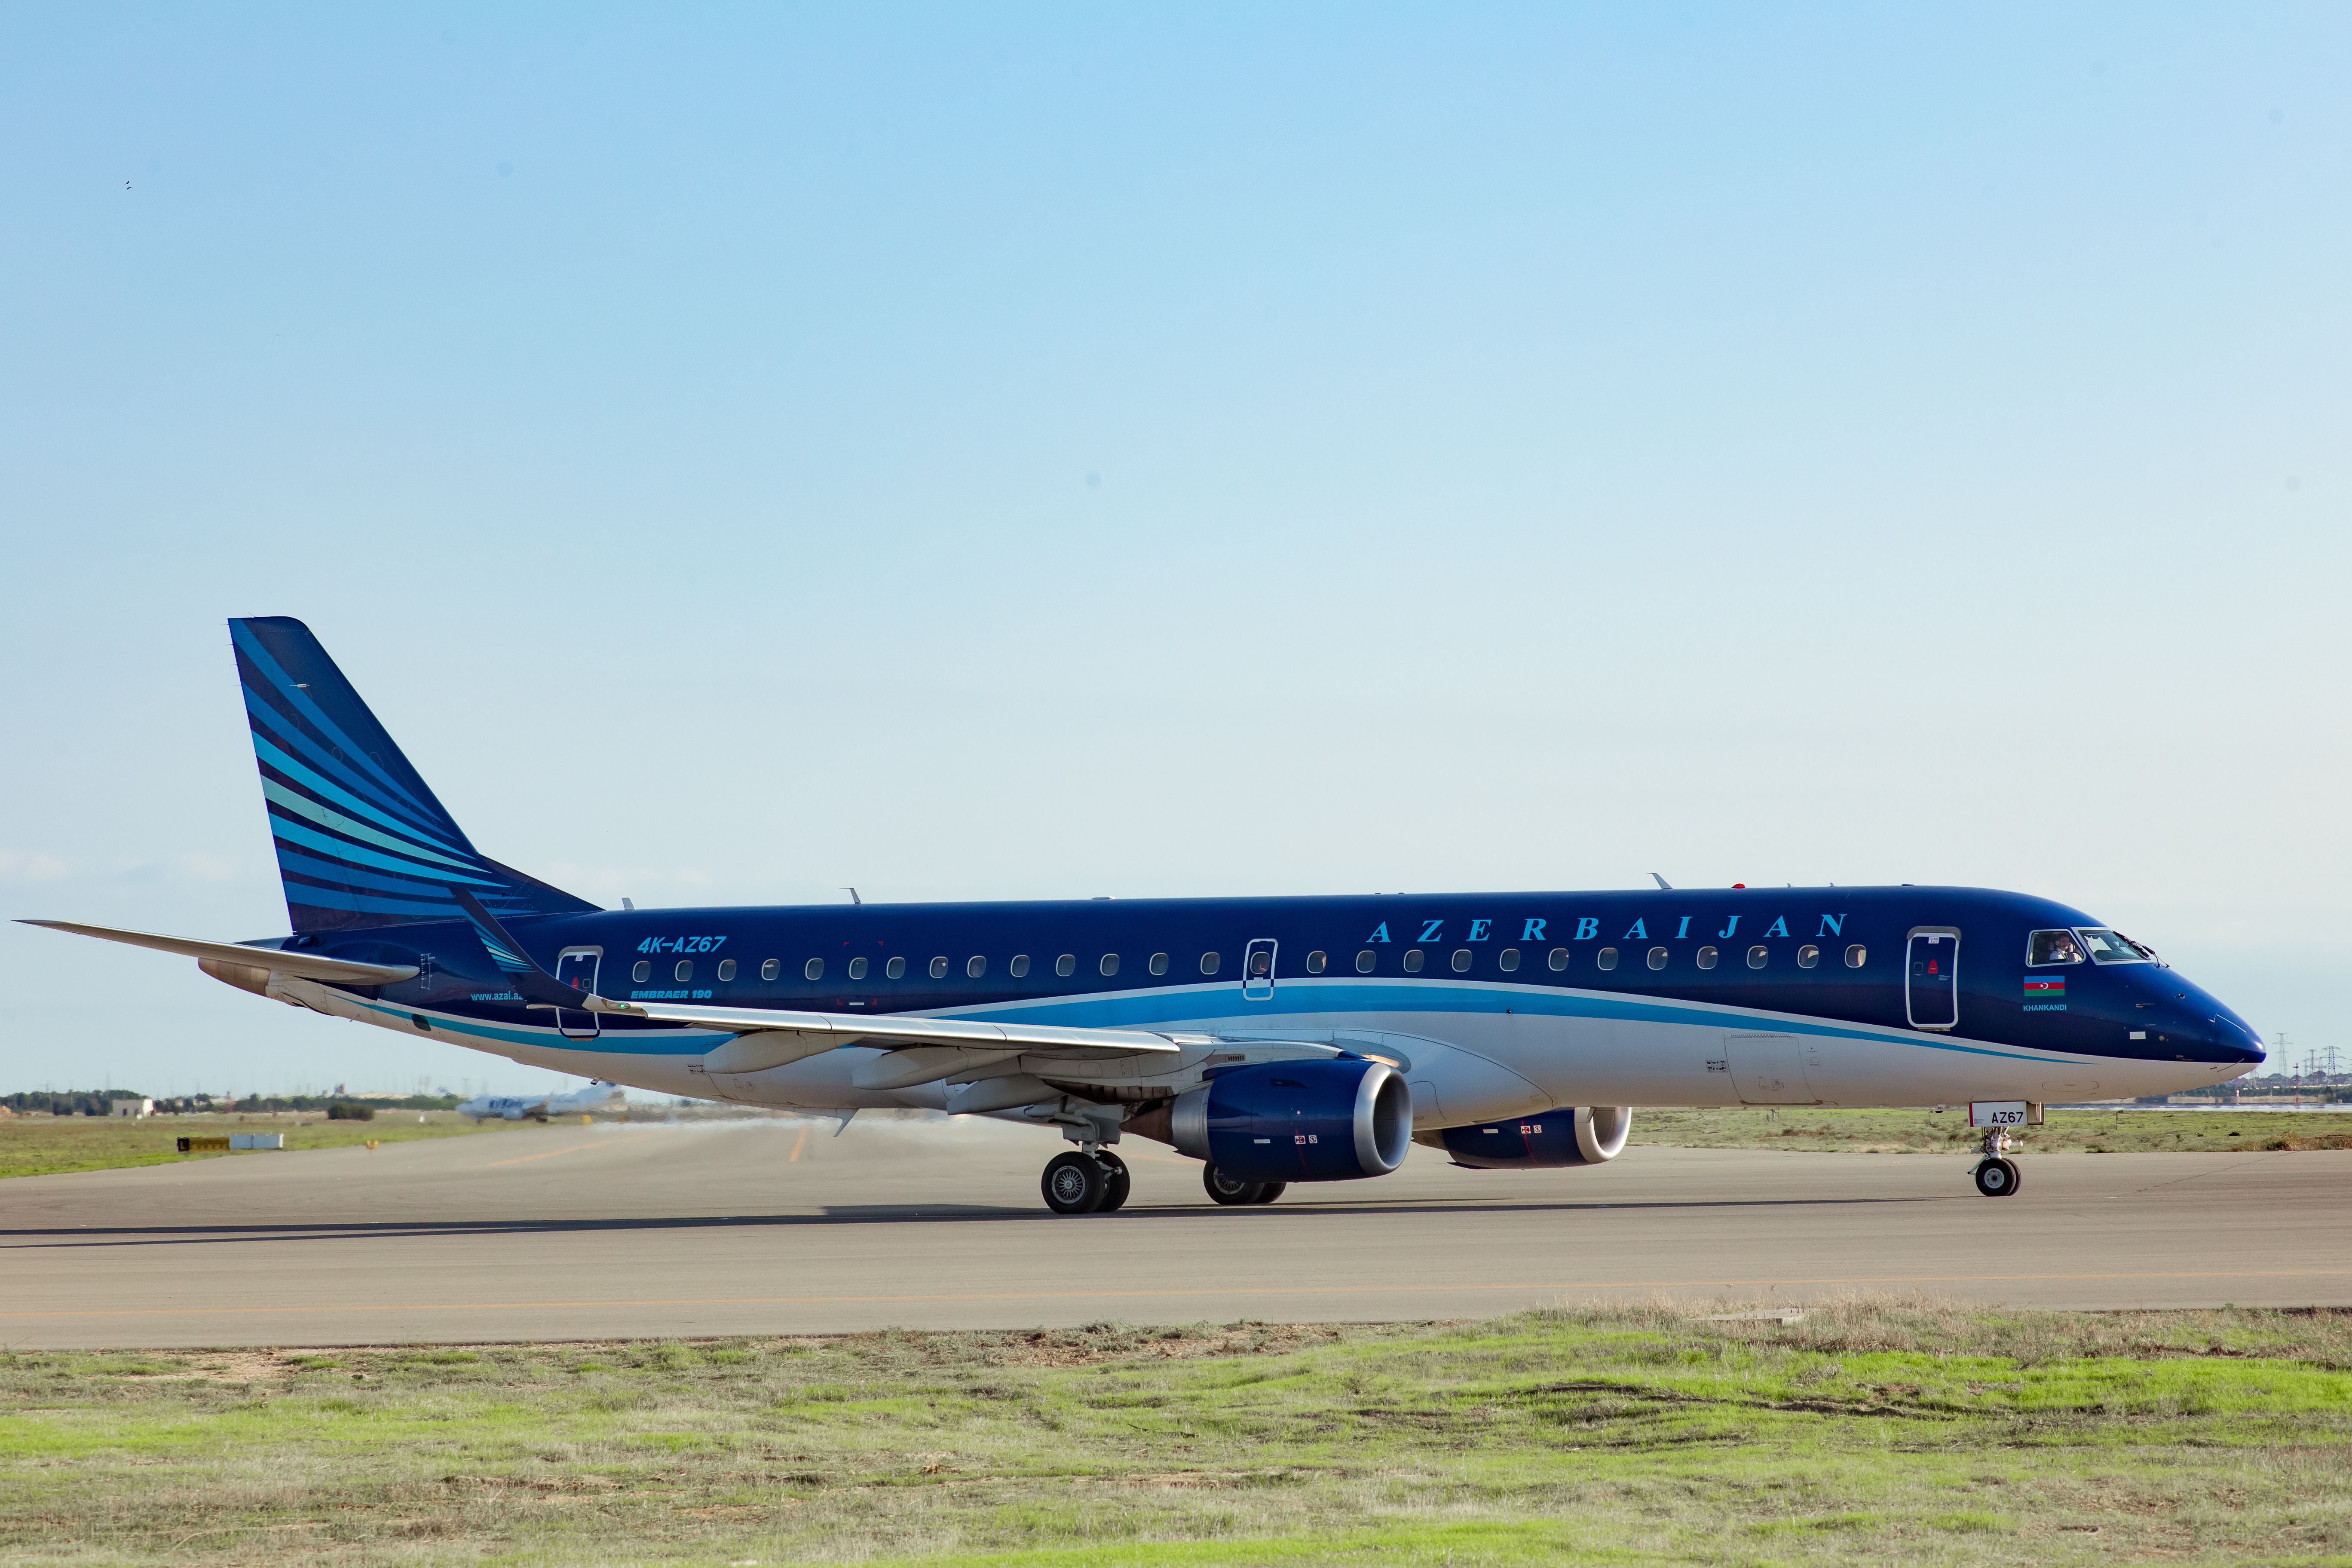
(5, 1116, 2349, 1349)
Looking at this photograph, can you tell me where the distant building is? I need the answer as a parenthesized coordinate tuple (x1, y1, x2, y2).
(110, 1098, 154, 1118)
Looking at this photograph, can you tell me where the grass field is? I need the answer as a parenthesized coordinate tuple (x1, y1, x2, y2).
(4, 1300, 2349, 1566)
(1631, 1105, 2352, 1154)
(0, 1111, 519, 1179)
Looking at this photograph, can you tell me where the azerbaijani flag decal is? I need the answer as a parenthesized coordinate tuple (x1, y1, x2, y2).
(2023, 976, 2065, 1001)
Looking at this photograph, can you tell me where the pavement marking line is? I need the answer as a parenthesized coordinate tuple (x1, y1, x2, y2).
(479, 1135, 648, 1170)
(10, 1265, 2352, 1320)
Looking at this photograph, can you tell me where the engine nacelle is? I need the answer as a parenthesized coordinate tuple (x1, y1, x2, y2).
(1437, 1106, 1631, 1169)
(1169, 1059, 1412, 1184)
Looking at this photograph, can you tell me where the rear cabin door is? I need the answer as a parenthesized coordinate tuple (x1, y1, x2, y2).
(1727, 1032, 1817, 1105)
(555, 947, 602, 1039)
(1905, 928, 1960, 1032)
(1242, 938, 1278, 1001)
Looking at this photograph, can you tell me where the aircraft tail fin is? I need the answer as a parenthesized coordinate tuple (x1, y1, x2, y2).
(229, 617, 597, 933)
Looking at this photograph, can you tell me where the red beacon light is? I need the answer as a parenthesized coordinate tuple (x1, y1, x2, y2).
(1732, 882, 1746, 889)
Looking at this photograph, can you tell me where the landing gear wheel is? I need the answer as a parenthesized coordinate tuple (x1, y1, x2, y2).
(1250, 1181, 1286, 1205)
(1093, 1151, 1132, 1213)
(1203, 1163, 1268, 1207)
(1973, 1157, 2021, 1197)
(1043, 1151, 1109, 1214)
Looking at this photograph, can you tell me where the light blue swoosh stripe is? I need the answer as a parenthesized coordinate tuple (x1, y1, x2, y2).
(243, 691, 449, 842)
(274, 846, 487, 899)
(279, 882, 462, 918)
(233, 622, 429, 815)
(951, 979, 2073, 1065)
(262, 780, 483, 873)
(268, 812, 496, 886)
(253, 735, 467, 859)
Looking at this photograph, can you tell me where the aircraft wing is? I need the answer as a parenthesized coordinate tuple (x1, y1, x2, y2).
(608, 998, 1198, 1057)
(19, 919, 421, 985)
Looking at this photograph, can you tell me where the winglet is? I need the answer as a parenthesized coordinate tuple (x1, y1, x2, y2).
(447, 887, 611, 1011)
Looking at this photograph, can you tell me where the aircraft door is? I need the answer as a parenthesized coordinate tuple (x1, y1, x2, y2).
(1905, 928, 1960, 1032)
(554, 947, 602, 1040)
(1242, 938, 1278, 1001)
(1726, 1032, 1817, 1105)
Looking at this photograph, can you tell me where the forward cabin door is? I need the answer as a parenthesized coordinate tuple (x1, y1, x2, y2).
(1242, 938, 1278, 1002)
(555, 947, 602, 1039)
(1905, 928, 1961, 1032)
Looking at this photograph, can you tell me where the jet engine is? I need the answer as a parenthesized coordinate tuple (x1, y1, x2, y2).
(1166, 1058, 1412, 1184)
(1435, 1106, 1631, 1168)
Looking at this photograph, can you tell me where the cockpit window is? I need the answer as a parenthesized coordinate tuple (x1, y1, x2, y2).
(2027, 929, 2086, 966)
(2076, 928, 2155, 965)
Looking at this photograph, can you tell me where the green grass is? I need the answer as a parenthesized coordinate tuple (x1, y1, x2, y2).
(1631, 1105, 2352, 1154)
(0, 1111, 521, 1178)
(5, 1301, 2352, 1564)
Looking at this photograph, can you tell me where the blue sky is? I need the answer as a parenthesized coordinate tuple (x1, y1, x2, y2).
(3, 4, 2346, 1095)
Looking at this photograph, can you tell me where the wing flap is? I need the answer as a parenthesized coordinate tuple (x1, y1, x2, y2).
(610, 999, 1200, 1060)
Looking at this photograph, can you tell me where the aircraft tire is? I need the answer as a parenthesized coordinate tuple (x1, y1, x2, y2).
(1250, 1181, 1286, 1205)
(1973, 1158, 2021, 1197)
(1202, 1163, 1268, 1207)
(1042, 1152, 1108, 1214)
(1093, 1152, 1132, 1213)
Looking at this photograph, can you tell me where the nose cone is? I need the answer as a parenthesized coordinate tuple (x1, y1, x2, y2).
(2183, 983, 2266, 1066)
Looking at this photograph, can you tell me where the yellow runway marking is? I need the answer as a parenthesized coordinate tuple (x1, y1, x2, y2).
(788, 1126, 809, 1163)
(9, 1265, 2352, 1321)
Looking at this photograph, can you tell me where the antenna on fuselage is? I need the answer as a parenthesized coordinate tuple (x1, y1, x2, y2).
(842, 887, 862, 905)
(622, 898, 635, 912)
(1649, 873, 1673, 891)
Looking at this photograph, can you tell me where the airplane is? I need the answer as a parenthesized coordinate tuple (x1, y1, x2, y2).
(456, 1081, 627, 1122)
(22, 617, 2266, 1213)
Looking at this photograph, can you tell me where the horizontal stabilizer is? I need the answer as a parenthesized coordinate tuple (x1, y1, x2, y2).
(18, 919, 420, 984)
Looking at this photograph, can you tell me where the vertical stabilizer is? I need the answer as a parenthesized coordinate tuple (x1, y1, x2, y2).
(230, 617, 597, 933)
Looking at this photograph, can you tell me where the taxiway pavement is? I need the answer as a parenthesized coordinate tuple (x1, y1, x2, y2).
(5, 1116, 2348, 1348)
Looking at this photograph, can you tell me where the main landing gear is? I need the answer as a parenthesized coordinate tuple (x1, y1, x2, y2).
(1203, 1162, 1286, 1207)
(1041, 1149, 1131, 1215)
(1972, 1127, 2023, 1198)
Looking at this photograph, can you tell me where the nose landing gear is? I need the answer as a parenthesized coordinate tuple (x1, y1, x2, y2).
(1040, 1149, 1131, 1215)
(1972, 1127, 2023, 1197)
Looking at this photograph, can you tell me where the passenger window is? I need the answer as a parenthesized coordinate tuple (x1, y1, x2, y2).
(1149, 952, 1169, 976)
(1647, 946, 1668, 970)
(675, 960, 694, 983)
(2027, 929, 2087, 966)
(760, 959, 780, 982)
(1845, 943, 1866, 968)
(1498, 948, 1520, 972)
(1056, 953, 1076, 977)
(1199, 951, 1220, 975)
(1009, 955, 1030, 978)
(805, 958, 824, 981)
(1548, 948, 1569, 971)
(1451, 948, 1472, 972)
(632, 960, 651, 984)
(928, 956, 949, 980)
(885, 956, 906, 980)
(717, 958, 737, 982)
(1596, 948, 1618, 971)
(1798, 945, 1819, 969)
(1402, 949, 1425, 974)
(1356, 949, 1377, 973)
(1305, 950, 1327, 974)
(1747, 945, 1768, 969)
(1099, 953, 1120, 976)
(1696, 946, 1718, 970)
(966, 956, 986, 979)
(848, 956, 868, 981)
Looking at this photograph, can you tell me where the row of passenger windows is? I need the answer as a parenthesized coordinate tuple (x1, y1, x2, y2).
(626, 942, 1867, 986)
